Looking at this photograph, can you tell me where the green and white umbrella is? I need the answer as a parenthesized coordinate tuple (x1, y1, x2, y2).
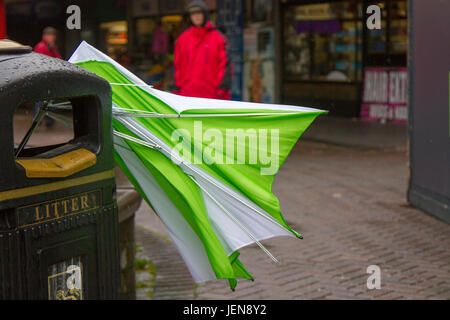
(69, 41, 325, 289)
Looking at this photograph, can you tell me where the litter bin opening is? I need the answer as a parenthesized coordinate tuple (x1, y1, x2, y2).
(13, 95, 103, 178)
(13, 95, 102, 158)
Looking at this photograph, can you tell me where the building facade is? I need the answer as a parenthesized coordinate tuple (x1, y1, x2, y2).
(4, 0, 407, 120)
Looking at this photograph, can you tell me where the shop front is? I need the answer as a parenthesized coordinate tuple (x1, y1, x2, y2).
(127, 0, 273, 101)
(127, 0, 217, 92)
(280, 0, 407, 119)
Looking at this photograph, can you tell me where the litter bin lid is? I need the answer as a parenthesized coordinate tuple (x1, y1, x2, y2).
(0, 39, 32, 54)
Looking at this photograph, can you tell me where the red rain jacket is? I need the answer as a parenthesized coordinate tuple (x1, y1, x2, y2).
(34, 39, 62, 59)
(174, 22, 232, 100)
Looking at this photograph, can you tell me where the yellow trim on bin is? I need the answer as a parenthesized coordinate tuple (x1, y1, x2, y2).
(0, 169, 114, 202)
(16, 148, 97, 178)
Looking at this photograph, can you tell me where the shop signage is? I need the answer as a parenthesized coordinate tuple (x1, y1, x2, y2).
(361, 68, 408, 123)
(296, 20, 341, 34)
(295, 4, 335, 21)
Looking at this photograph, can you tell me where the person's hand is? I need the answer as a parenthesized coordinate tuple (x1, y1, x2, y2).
(216, 88, 228, 99)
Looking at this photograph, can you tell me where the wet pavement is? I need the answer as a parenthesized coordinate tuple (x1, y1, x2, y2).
(13, 112, 449, 299)
(135, 140, 450, 300)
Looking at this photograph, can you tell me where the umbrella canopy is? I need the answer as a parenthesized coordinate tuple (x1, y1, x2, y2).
(69, 41, 326, 289)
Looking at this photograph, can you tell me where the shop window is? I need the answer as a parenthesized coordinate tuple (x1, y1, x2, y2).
(100, 21, 128, 65)
(367, 19, 387, 54)
(131, 15, 185, 91)
(283, 10, 310, 80)
(389, 1, 407, 57)
(365, 0, 407, 67)
(283, 2, 362, 82)
(390, 19, 407, 53)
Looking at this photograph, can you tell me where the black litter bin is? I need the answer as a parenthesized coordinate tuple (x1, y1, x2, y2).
(0, 40, 120, 299)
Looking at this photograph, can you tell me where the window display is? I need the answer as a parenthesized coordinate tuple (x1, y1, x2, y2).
(100, 21, 128, 63)
(283, 2, 362, 82)
(283, 9, 310, 79)
(389, 0, 407, 55)
(366, 0, 407, 67)
(130, 16, 185, 91)
(390, 19, 407, 53)
(367, 20, 386, 54)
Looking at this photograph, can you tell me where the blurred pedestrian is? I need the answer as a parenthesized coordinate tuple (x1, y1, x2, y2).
(33, 27, 62, 128)
(34, 27, 62, 59)
(174, 0, 232, 100)
(152, 20, 169, 58)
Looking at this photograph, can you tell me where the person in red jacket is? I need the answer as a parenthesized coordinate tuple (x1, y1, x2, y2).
(34, 27, 62, 59)
(174, 0, 232, 100)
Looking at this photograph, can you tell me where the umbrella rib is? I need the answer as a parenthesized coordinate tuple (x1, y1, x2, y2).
(113, 130, 161, 149)
(177, 113, 299, 118)
(189, 175, 279, 264)
(110, 82, 153, 88)
(46, 111, 74, 129)
(188, 167, 291, 231)
(114, 111, 299, 118)
(112, 105, 300, 118)
(115, 116, 293, 233)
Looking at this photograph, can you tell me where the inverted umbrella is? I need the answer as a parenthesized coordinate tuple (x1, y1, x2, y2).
(69, 41, 325, 289)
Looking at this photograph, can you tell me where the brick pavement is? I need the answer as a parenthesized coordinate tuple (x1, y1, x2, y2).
(135, 140, 450, 300)
(135, 226, 196, 300)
